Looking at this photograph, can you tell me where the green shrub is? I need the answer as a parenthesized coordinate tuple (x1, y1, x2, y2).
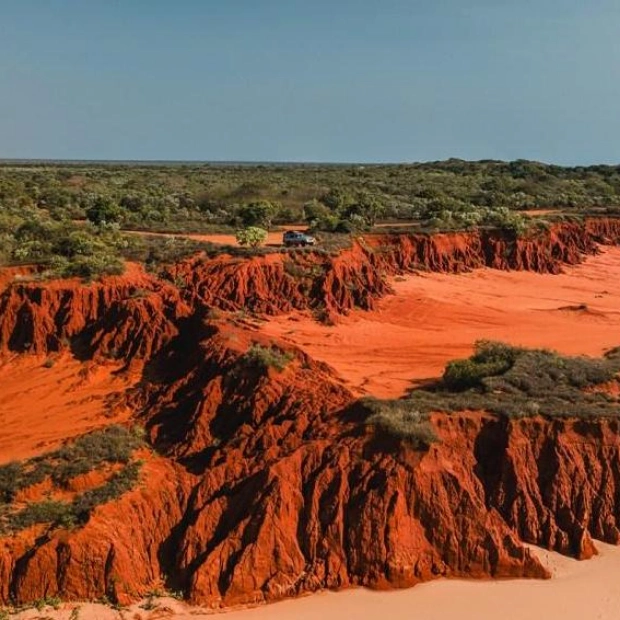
(443, 340, 519, 390)
(8, 499, 77, 531)
(51, 425, 144, 487)
(71, 461, 142, 523)
(0, 462, 23, 503)
(2, 461, 142, 534)
(33, 596, 62, 611)
(236, 226, 268, 248)
(0, 426, 144, 503)
(397, 342, 620, 420)
(241, 343, 294, 372)
(236, 201, 280, 229)
(59, 253, 124, 279)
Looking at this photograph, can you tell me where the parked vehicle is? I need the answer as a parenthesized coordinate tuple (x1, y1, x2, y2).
(283, 230, 317, 247)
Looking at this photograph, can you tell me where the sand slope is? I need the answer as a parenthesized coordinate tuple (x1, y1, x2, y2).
(261, 247, 620, 397)
(217, 542, 620, 620)
(0, 355, 136, 464)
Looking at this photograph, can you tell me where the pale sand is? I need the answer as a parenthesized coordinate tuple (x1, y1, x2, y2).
(8, 543, 620, 620)
(260, 246, 620, 398)
(219, 543, 620, 620)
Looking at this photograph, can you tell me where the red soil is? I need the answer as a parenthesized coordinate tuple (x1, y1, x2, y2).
(3, 218, 620, 609)
(124, 225, 308, 248)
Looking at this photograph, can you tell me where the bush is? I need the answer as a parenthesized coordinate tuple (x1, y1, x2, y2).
(58, 253, 124, 279)
(443, 340, 519, 390)
(1, 461, 143, 534)
(397, 342, 620, 420)
(364, 399, 438, 449)
(71, 461, 142, 523)
(241, 343, 294, 372)
(85, 196, 122, 226)
(0, 462, 22, 503)
(0, 425, 144, 503)
(51, 425, 144, 487)
(236, 226, 268, 248)
(7, 499, 77, 531)
(236, 201, 280, 228)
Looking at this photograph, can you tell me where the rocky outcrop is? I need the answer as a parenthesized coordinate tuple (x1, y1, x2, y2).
(3, 317, 620, 606)
(0, 271, 191, 358)
(473, 414, 620, 558)
(0, 458, 189, 605)
(1, 218, 619, 354)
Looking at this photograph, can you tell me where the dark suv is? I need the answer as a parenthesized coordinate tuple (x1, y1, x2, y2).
(283, 230, 317, 247)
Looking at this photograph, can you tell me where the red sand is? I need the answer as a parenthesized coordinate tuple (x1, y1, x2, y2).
(260, 247, 620, 398)
(0, 354, 137, 464)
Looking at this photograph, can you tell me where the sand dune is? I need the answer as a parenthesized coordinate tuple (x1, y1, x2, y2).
(260, 246, 620, 398)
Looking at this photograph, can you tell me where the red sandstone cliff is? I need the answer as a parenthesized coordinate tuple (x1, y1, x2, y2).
(1, 218, 620, 608)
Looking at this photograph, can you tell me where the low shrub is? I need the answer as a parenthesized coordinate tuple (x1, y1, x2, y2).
(51, 425, 144, 487)
(236, 226, 268, 248)
(364, 399, 438, 449)
(1, 461, 143, 534)
(0, 425, 144, 503)
(71, 461, 142, 523)
(0, 462, 23, 503)
(400, 341, 620, 420)
(443, 340, 519, 390)
(7, 499, 77, 531)
(241, 343, 294, 372)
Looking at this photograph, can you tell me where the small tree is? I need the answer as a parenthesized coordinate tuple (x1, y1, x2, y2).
(85, 196, 122, 226)
(237, 201, 280, 229)
(236, 226, 268, 248)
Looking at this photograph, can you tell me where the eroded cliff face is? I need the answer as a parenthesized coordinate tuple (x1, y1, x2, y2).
(1, 218, 618, 343)
(159, 217, 620, 318)
(1, 219, 620, 608)
(0, 269, 191, 359)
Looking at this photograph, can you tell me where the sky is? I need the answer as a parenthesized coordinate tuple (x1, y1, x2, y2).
(1, 1, 620, 164)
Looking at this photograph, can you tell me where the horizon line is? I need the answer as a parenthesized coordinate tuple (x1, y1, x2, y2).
(1, 157, 619, 169)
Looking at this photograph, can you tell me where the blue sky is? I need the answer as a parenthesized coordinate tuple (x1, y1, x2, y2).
(1, 1, 620, 163)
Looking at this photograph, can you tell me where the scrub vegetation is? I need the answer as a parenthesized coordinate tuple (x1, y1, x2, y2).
(0, 425, 145, 534)
(2, 159, 620, 277)
(366, 341, 620, 433)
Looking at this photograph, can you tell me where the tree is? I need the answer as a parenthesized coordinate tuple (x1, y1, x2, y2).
(236, 226, 268, 248)
(321, 188, 355, 211)
(85, 196, 122, 226)
(237, 201, 280, 229)
(343, 192, 385, 227)
(302, 199, 330, 224)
